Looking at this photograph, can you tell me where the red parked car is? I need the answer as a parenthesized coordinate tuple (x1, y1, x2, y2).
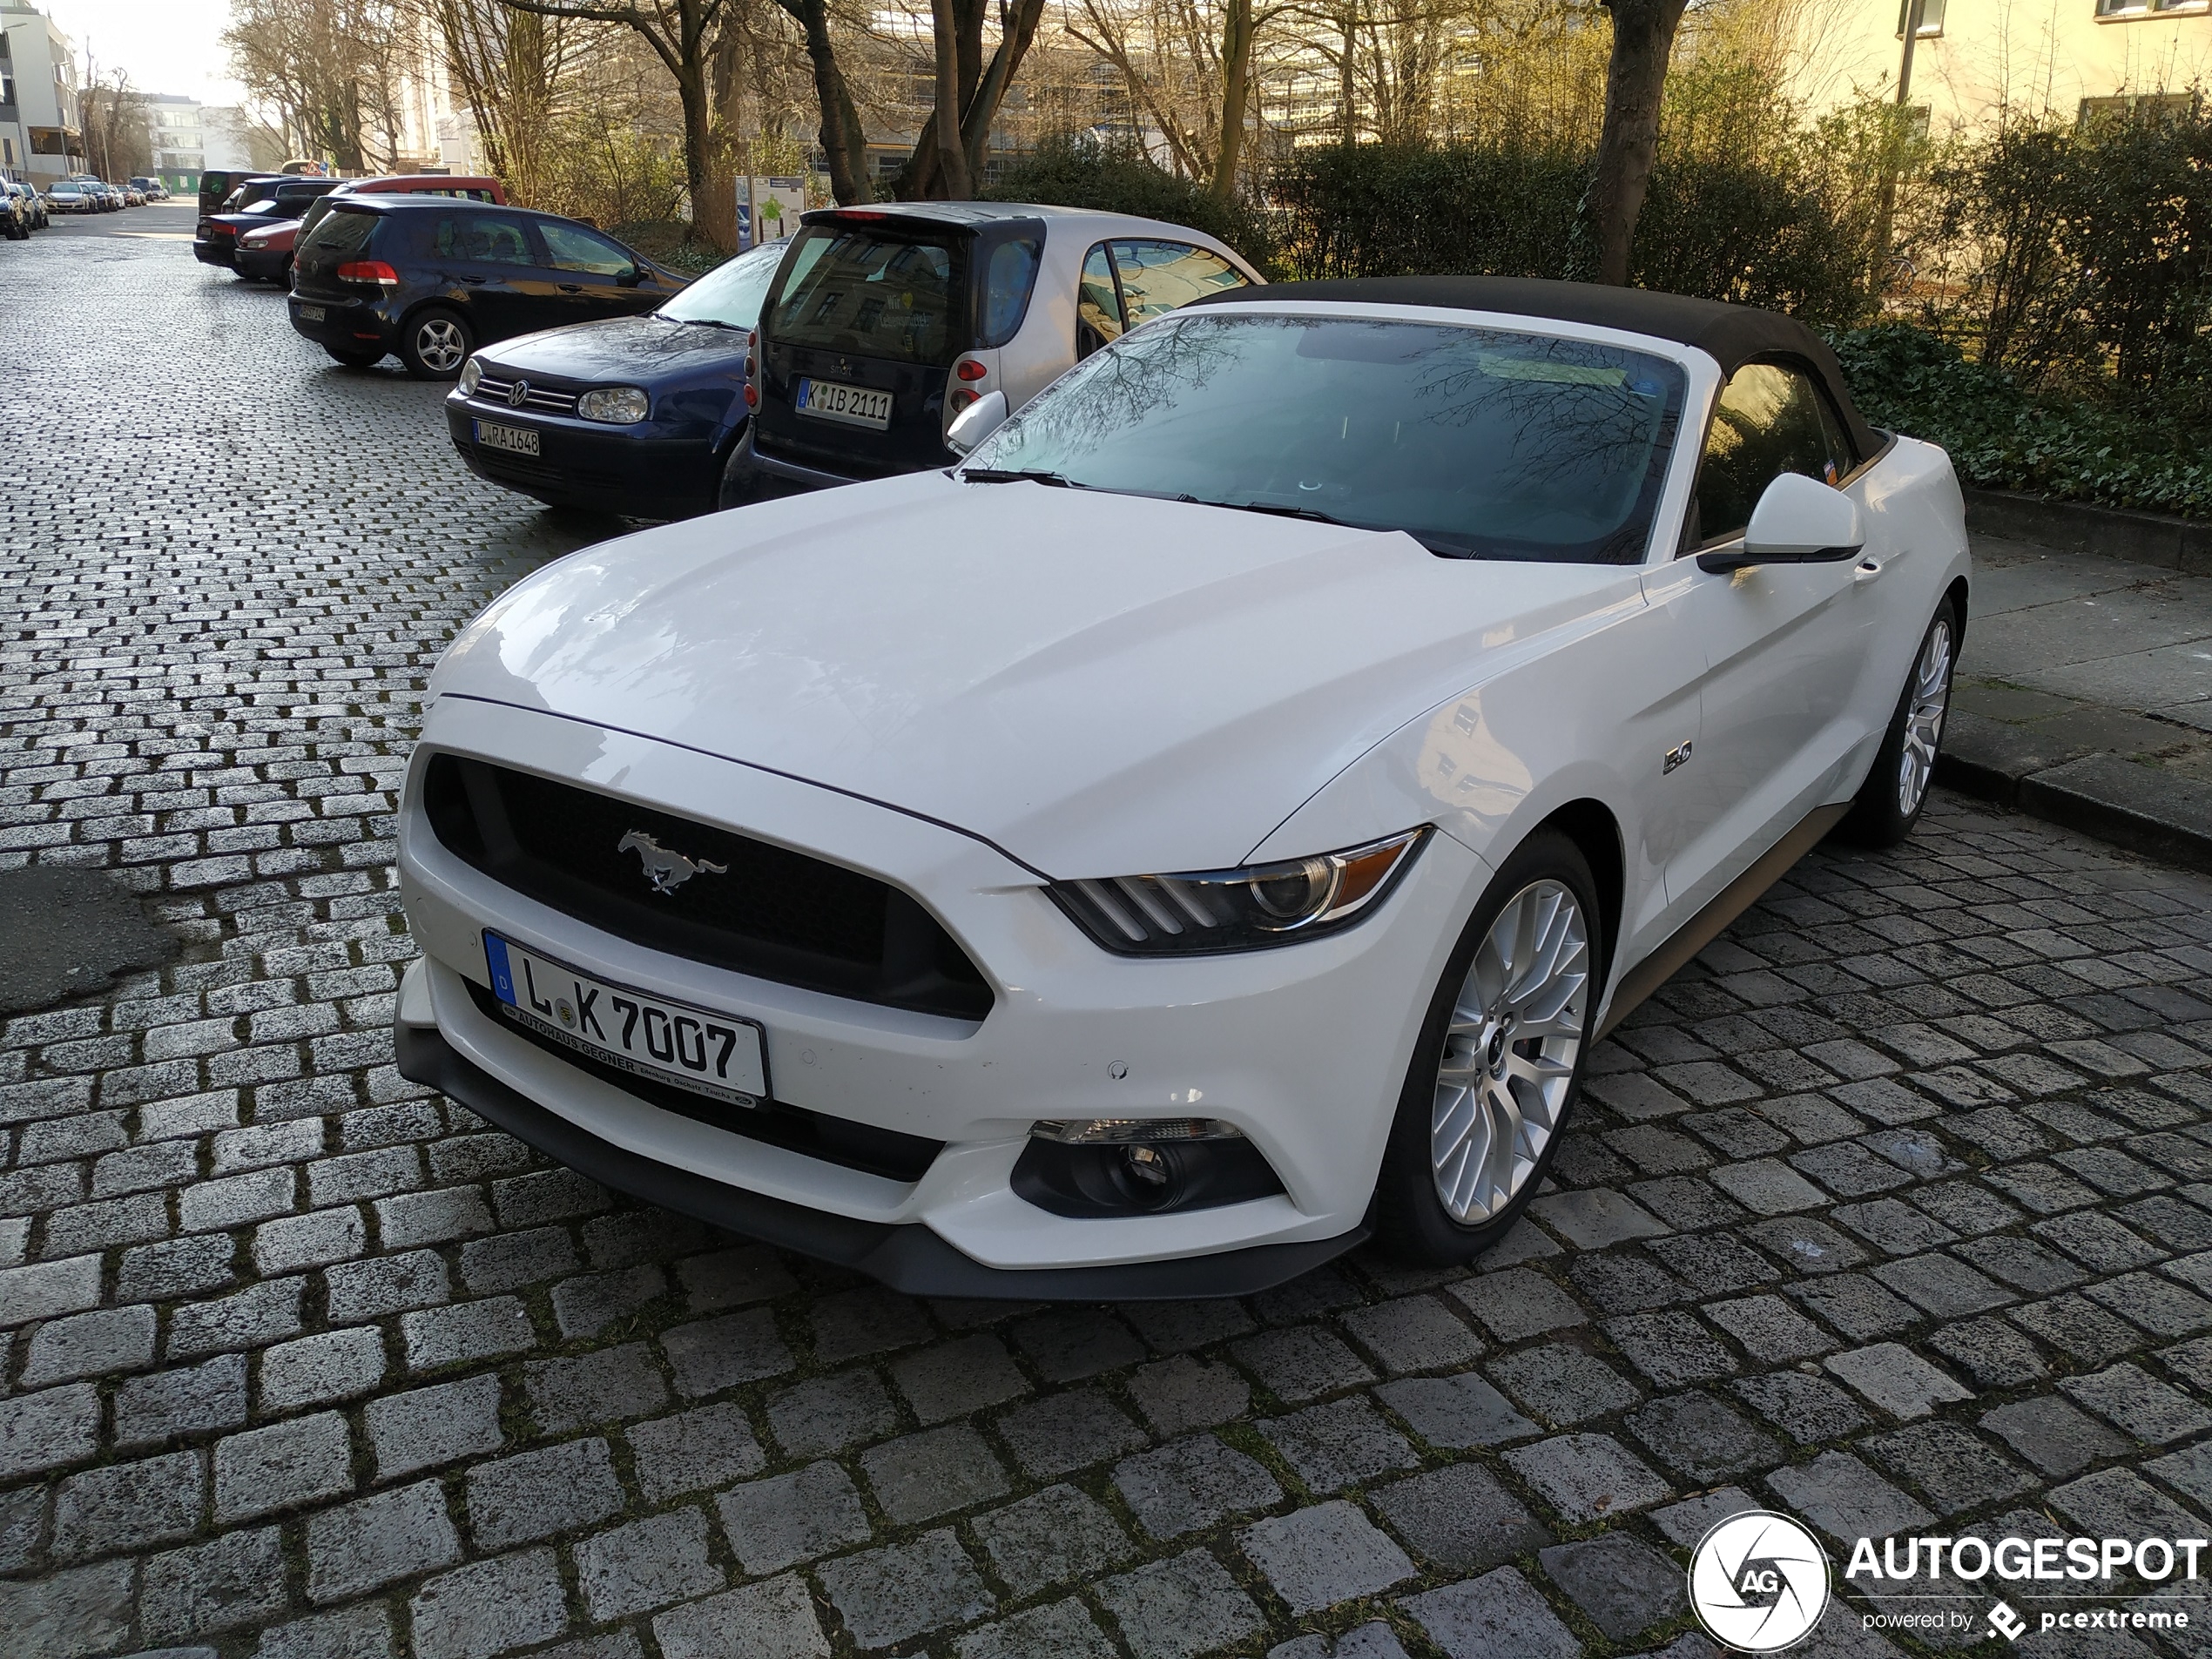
(233, 174, 508, 284)
(195, 176, 342, 270)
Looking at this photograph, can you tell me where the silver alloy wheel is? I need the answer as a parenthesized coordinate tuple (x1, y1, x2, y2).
(1897, 616, 1954, 817)
(415, 318, 468, 373)
(1431, 878, 1590, 1224)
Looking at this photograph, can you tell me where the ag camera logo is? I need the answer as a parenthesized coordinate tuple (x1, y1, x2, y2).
(1690, 1512, 1831, 1651)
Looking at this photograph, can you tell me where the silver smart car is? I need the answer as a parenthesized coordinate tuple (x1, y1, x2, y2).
(722, 202, 1264, 507)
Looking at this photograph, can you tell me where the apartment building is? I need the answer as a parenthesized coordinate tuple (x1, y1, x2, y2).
(0, 0, 81, 185)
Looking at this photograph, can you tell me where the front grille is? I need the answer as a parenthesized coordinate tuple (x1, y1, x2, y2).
(462, 979, 944, 1183)
(473, 375, 580, 416)
(423, 756, 993, 1022)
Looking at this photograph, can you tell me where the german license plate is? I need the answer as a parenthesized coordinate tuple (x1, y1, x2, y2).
(298, 305, 325, 321)
(795, 377, 892, 429)
(483, 933, 768, 1108)
(475, 420, 540, 456)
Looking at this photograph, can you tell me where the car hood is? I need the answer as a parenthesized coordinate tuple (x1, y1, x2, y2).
(477, 314, 738, 384)
(430, 471, 1635, 876)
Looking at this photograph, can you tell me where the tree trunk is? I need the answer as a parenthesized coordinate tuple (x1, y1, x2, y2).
(673, 59, 733, 250)
(778, 0, 872, 203)
(1584, 0, 1687, 287)
(929, 0, 974, 198)
(960, 0, 1044, 184)
(1210, 0, 1253, 200)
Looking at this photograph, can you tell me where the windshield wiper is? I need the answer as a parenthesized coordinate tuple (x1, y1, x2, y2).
(1178, 495, 1350, 528)
(671, 316, 741, 331)
(960, 468, 1078, 487)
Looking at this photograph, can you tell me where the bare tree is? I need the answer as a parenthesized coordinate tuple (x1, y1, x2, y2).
(78, 63, 153, 179)
(496, 0, 736, 244)
(771, 0, 873, 203)
(226, 0, 420, 169)
(420, 0, 586, 199)
(893, 0, 1049, 199)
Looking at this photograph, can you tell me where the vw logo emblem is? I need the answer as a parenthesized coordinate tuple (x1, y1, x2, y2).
(508, 379, 529, 408)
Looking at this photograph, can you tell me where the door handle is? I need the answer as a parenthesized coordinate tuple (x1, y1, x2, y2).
(558, 283, 583, 293)
(458, 274, 485, 285)
(1854, 556, 1885, 583)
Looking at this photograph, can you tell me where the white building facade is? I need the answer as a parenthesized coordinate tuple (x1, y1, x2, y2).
(0, 0, 81, 186)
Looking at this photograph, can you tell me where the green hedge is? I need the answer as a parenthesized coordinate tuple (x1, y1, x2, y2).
(1833, 323, 2212, 519)
(985, 135, 1279, 274)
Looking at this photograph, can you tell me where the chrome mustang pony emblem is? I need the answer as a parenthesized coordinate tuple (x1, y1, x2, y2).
(617, 830, 727, 895)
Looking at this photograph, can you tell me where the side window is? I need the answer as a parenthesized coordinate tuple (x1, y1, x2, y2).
(1109, 240, 1248, 325)
(1689, 361, 1856, 547)
(979, 235, 1042, 347)
(540, 220, 634, 276)
(1076, 243, 1123, 358)
(435, 213, 537, 266)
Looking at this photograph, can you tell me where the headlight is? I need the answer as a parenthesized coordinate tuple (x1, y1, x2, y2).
(578, 386, 649, 424)
(1049, 827, 1428, 954)
(456, 358, 482, 396)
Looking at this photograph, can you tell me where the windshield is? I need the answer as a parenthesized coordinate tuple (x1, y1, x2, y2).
(763, 224, 966, 367)
(660, 239, 785, 328)
(965, 314, 1686, 563)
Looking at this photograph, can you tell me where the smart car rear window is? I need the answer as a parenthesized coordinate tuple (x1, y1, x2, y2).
(764, 225, 967, 367)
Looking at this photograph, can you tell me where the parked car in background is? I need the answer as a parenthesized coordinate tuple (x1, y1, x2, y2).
(1, 186, 29, 240)
(44, 183, 95, 215)
(446, 238, 786, 519)
(7, 183, 49, 231)
(287, 199, 687, 378)
(196, 177, 343, 269)
(725, 203, 1260, 508)
(129, 176, 165, 200)
(72, 177, 119, 212)
(238, 173, 507, 284)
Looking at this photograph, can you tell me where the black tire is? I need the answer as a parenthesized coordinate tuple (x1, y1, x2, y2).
(1834, 596, 1960, 849)
(1372, 829, 1606, 1265)
(399, 307, 473, 381)
(324, 344, 385, 369)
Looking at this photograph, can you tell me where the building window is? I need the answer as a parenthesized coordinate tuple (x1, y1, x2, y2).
(1897, 0, 1946, 36)
(2097, 0, 2209, 15)
(2, 138, 12, 168)
(2080, 90, 2201, 122)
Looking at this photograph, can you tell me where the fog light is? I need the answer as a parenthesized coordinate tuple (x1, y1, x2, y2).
(1123, 1145, 1171, 1189)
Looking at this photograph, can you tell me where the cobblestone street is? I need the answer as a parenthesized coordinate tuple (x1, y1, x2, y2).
(9, 206, 2212, 1659)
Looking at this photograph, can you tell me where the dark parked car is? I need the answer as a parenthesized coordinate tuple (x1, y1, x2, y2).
(6, 183, 49, 232)
(287, 199, 687, 379)
(445, 238, 785, 518)
(239, 173, 508, 283)
(195, 177, 339, 268)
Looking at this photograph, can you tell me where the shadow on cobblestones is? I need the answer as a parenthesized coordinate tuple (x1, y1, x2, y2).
(5, 211, 2212, 1659)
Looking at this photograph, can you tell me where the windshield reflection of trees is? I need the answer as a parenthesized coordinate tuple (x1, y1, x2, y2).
(980, 317, 1682, 563)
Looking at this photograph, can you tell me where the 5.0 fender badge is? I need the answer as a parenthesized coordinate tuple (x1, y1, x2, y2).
(617, 830, 728, 895)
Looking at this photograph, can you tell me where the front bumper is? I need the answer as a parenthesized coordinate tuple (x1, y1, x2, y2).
(396, 696, 1479, 1293)
(444, 396, 720, 518)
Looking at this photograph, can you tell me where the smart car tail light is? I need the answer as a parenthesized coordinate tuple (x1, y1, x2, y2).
(1049, 828, 1429, 955)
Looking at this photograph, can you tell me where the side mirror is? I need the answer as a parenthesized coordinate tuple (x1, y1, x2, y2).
(617, 265, 645, 288)
(946, 390, 1010, 457)
(1698, 471, 1863, 574)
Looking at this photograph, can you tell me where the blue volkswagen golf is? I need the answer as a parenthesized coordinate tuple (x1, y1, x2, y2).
(444, 239, 786, 520)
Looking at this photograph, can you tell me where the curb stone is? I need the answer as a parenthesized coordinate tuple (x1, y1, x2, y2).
(1937, 716, 2212, 873)
(1963, 485, 2212, 575)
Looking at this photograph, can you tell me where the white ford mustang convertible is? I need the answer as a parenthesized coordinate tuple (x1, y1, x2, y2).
(395, 276, 1970, 1298)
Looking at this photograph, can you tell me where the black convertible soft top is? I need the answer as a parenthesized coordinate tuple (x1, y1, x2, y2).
(1190, 275, 1880, 461)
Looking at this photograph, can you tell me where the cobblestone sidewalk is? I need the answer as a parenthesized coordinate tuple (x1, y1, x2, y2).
(6, 208, 2212, 1659)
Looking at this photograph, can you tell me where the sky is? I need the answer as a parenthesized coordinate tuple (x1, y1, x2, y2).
(43, 0, 244, 105)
